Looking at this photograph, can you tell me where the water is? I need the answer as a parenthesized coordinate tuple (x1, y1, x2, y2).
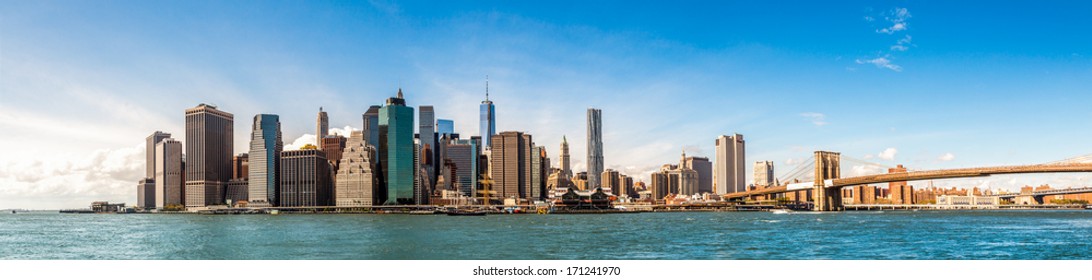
(2, 210, 1091, 259)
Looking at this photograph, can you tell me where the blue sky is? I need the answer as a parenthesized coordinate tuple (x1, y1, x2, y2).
(3, 1, 1092, 208)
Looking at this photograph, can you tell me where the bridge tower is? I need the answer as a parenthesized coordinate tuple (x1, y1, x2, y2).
(812, 151, 842, 211)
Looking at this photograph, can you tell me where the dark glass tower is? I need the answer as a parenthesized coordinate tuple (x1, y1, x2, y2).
(379, 89, 416, 205)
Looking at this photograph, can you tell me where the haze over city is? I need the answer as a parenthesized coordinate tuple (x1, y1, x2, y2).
(3, 1, 1092, 209)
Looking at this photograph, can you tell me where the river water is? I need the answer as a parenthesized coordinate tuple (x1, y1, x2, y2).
(2, 210, 1090, 259)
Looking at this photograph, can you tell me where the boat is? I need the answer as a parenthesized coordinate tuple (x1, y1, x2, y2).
(446, 209, 487, 216)
(10, 210, 15, 214)
(771, 209, 791, 214)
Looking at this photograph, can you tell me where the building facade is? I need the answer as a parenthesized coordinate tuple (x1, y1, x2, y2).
(316, 107, 329, 143)
(586, 108, 603, 189)
(491, 131, 532, 200)
(754, 161, 775, 188)
(232, 153, 248, 180)
(446, 138, 479, 197)
(184, 103, 234, 207)
(335, 131, 377, 207)
(248, 114, 282, 207)
(279, 149, 332, 207)
(154, 138, 184, 208)
(137, 179, 156, 209)
(480, 89, 496, 148)
(379, 89, 416, 205)
(715, 133, 746, 194)
(146, 131, 171, 179)
(685, 156, 713, 194)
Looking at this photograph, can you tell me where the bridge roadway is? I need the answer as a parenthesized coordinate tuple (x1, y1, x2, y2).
(724, 163, 1092, 200)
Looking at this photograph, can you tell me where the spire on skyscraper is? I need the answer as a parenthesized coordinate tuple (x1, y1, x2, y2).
(485, 75, 490, 101)
(397, 88, 403, 99)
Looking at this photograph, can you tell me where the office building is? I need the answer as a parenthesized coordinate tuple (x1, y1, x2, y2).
(419, 105, 436, 193)
(184, 104, 233, 207)
(335, 131, 378, 207)
(491, 131, 533, 199)
(248, 114, 282, 207)
(146, 131, 171, 178)
(379, 89, 415, 205)
(684, 156, 712, 194)
(362, 105, 381, 148)
(437, 119, 454, 136)
(715, 133, 745, 194)
(586, 108, 603, 189)
(446, 138, 478, 196)
(317, 107, 329, 143)
(225, 179, 248, 205)
(559, 135, 572, 179)
(137, 179, 155, 209)
(530, 146, 545, 200)
(601, 169, 620, 196)
(155, 138, 184, 208)
(232, 153, 248, 180)
(321, 135, 347, 172)
(279, 149, 332, 207)
(754, 161, 775, 188)
(480, 83, 496, 148)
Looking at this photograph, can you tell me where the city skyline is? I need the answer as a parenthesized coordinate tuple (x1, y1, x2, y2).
(4, 1, 1092, 209)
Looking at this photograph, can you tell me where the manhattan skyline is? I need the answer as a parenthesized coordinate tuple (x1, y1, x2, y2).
(3, 1, 1092, 209)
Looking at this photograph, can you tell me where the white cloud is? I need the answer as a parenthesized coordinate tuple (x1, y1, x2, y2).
(890, 35, 913, 51)
(855, 56, 902, 72)
(799, 112, 828, 126)
(328, 125, 360, 137)
(878, 148, 898, 161)
(938, 152, 955, 161)
(849, 165, 886, 177)
(0, 144, 144, 209)
(890, 45, 908, 51)
(285, 134, 317, 151)
(876, 7, 911, 34)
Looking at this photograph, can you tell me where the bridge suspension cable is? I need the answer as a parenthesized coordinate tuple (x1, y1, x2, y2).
(777, 157, 815, 184)
(1045, 153, 1092, 165)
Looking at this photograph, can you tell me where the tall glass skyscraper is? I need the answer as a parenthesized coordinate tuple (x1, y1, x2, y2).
(248, 114, 282, 206)
(379, 89, 416, 205)
(437, 119, 454, 137)
(586, 108, 603, 189)
(480, 81, 496, 148)
(362, 105, 381, 148)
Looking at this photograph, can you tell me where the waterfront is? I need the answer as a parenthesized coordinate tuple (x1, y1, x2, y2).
(2, 211, 1091, 260)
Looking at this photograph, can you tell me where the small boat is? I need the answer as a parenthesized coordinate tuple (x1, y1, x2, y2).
(771, 209, 791, 214)
(10, 210, 15, 214)
(447, 209, 486, 216)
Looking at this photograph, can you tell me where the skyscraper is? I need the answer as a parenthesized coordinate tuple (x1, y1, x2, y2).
(321, 135, 347, 172)
(437, 119, 454, 136)
(560, 135, 571, 179)
(248, 114, 282, 207)
(155, 138, 184, 208)
(715, 134, 746, 194)
(530, 146, 544, 200)
(146, 131, 171, 179)
(684, 156, 712, 194)
(446, 138, 478, 197)
(480, 80, 496, 148)
(754, 161, 775, 188)
(184, 104, 233, 207)
(419, 105, 436, 192)
(137, 179, 155, 209)
(490, 131, 532, 199)
(336, 131, 377, 206)
(232, 153, 248, 180)
(379, 89, 415, 205)
(586, 108, 603, 189)
(317, 107, 329, 145)
(279, 149, 332, 207)
(362, 105, 381, 148)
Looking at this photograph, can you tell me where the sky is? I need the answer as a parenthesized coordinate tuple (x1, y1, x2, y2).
(3, 1, 1092, 209)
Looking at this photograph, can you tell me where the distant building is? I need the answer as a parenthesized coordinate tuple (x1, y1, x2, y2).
(321, 135, 347, 173)
(335, 131, 377, 207)
(248, 114, 282, 207)
(601, 169, 620, 196)
(232, 153, 248, 180)
(715, 133, 745, 194)
(137, 178, 155, 209)
(146, 131, 171, 178)
(684, 156, 713, 194)
(154, 138, 184, 209)
(888, 164, 914, 204)
(586, 108, 603, 189)
(491, 131, 534, 200)
(446, 138, 479, 197)
(184, 103, 234, 207)
(651, 150, 700, 199)
(437, 119, 454, 136)
(316, 107, 329, 142)
(559, 135, 572, 179)
(379, 89, 415, 205)
(279, 149, 332, 207)
(480, 82, 496, 148)
(362, 105, 381, 148)
(754, 161, 774, 188)
(419, 105, 437, 192)
(530, 146, 546, 201)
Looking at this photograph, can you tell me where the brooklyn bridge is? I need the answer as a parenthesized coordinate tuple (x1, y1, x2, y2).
(722, 151, 1092, 211)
